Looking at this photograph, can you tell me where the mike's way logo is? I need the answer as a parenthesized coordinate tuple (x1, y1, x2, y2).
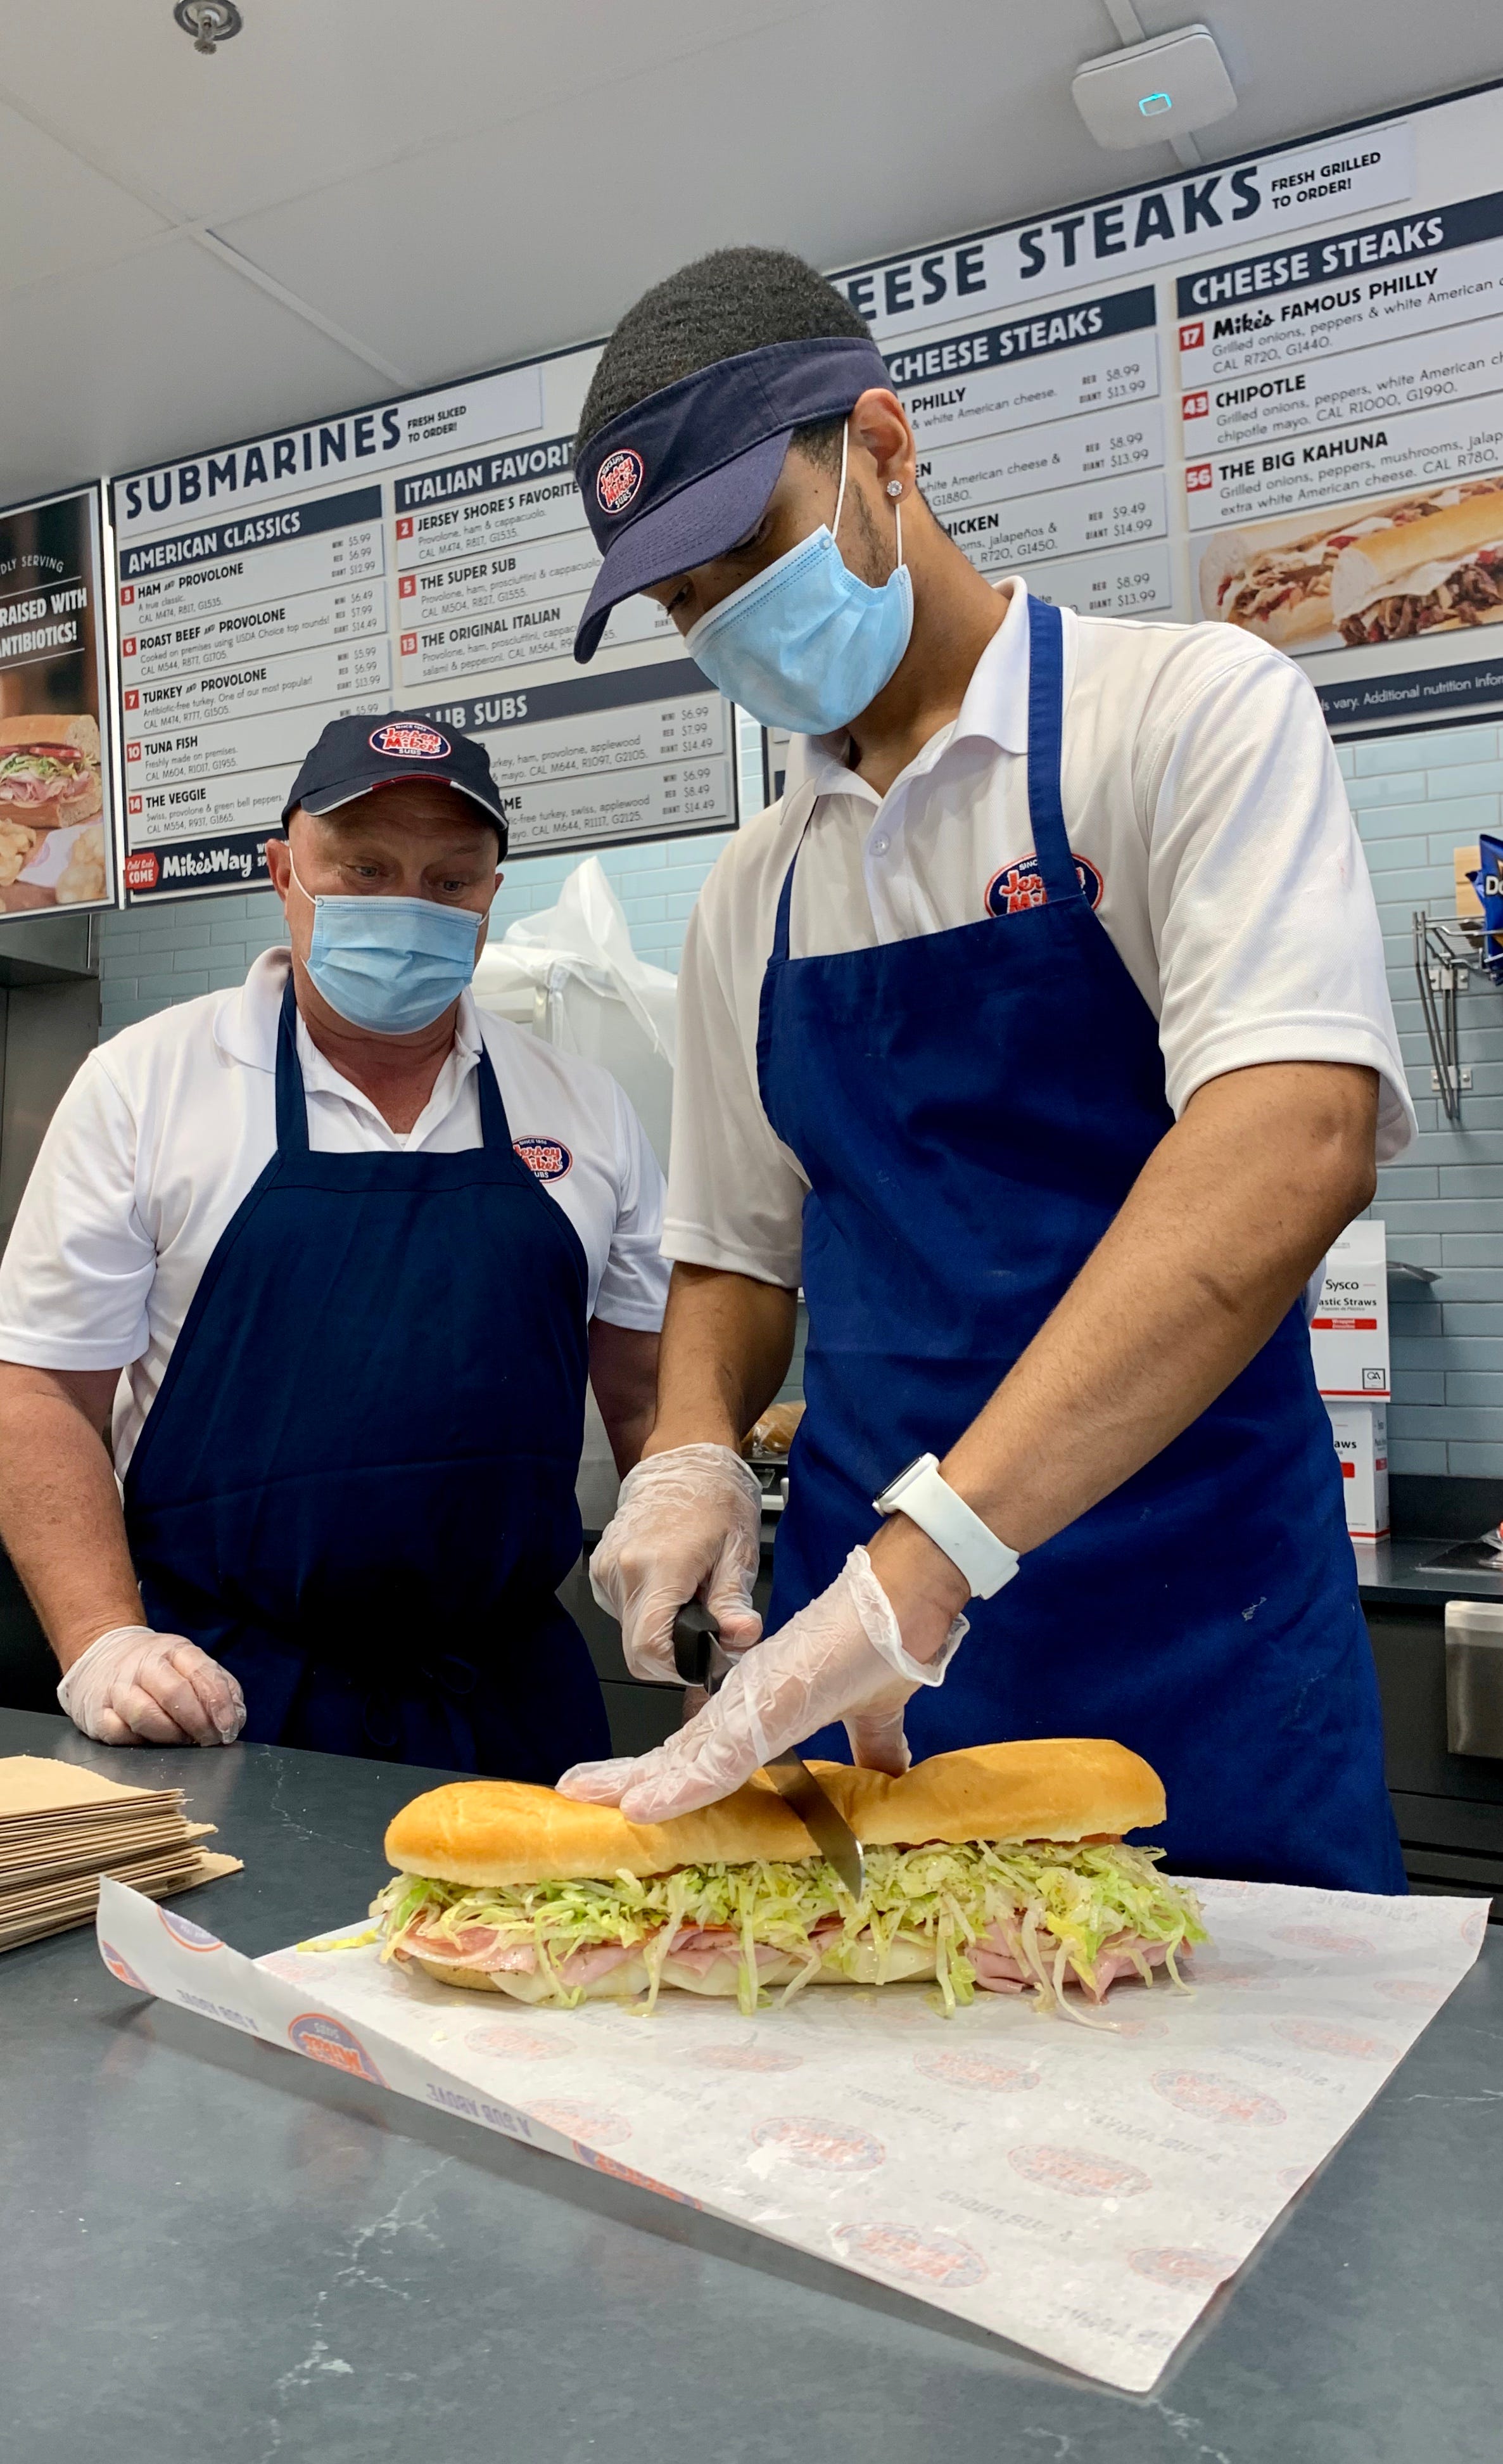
(986, 853, 1103, 916)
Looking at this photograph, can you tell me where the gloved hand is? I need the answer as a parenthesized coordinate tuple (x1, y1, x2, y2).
(56, 1625, 246, 1747)
(589, 1441, 766, 1683)
(560, 1546, 967, 1822)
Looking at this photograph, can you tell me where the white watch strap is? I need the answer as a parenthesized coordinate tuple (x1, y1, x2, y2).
(872, 1453, 1020, 1600)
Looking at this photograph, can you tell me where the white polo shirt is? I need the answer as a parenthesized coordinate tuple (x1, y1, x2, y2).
(664, 580, 1415, 1289)
(0, 948, 669, 1472)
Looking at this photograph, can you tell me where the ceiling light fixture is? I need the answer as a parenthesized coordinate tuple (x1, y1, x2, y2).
(173, 1, 243, 55)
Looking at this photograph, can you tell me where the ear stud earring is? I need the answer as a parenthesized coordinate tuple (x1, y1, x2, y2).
(887, 480, 904, 498)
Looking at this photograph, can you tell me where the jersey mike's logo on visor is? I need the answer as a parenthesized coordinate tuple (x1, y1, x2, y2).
(986, 853, 1103, 917)
(369, 722, 450, 760)
(595, 447, 645, 516)
(514, 1135, 573, 1181)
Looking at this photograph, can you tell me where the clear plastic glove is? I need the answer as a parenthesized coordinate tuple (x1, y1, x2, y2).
(589, 1441, 766, 1683)
(56, 1625, 246, 1747)
(560, 1545, 966, 1822)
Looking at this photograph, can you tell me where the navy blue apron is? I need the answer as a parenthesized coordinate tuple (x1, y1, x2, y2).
(757, 596, 1402, 1892)
(123, 980, 610, 1780)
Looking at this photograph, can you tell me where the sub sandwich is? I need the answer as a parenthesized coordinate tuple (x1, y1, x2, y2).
(1198, 480, 1503, 648)
(1330, 483, 1503, 645)
(373, 1739, 1206, 2020)
(0, 714, 102, 834)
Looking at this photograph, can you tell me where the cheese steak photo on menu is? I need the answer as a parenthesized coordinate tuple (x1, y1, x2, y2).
(1197, 476, 1503, 650)
(374, 1740, 1207, 2018)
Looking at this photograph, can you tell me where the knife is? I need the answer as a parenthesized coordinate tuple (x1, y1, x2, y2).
(671, 1602, 866, 1901)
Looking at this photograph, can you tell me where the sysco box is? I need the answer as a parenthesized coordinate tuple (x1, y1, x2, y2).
(1310, 1220, 1388, 1400)
(1326, 1401, 1390, 1542)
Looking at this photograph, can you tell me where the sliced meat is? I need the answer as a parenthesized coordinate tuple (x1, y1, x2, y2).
(404, 1924, 538, 1974)
(970, 1924, 1172, 2000)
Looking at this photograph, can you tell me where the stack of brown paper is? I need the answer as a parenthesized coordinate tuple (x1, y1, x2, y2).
(0, 1756, 241, 1952)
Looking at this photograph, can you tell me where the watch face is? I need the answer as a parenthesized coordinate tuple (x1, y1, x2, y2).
(880, 1454, 932, 1503)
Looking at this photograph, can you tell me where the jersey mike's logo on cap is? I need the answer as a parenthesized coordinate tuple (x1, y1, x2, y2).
(595, 447, 645, 516)
(986, 853, 1103, 917)
(369, 722, 450, 760)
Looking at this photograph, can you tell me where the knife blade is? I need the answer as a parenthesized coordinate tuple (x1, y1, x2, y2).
(670, 1604, 866, 1901)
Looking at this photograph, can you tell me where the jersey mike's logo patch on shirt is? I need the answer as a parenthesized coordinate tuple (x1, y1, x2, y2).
(596, 447, 645, 516)
(369, 722, 449, 760)
(985, 852, 1103, 916)
(514, 1135, 573, 1181)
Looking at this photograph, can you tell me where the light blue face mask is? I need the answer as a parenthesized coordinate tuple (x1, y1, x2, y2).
(684, 426, 913, 737)
(289, 855, 486, 1035)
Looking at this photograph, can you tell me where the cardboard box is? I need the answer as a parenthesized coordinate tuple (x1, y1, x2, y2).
(1310, 1219, 1388, 1399)
(1326, 1400, 1390, 1540)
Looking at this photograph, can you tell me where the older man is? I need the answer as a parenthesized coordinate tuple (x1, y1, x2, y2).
(0, 712, 667, 1774)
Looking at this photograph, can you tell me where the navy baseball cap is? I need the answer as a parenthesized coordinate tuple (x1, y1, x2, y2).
(281, 712, 508, 855)
(573, 335, 892, 663)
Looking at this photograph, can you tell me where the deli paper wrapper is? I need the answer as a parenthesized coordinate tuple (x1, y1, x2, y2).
(96, 1874, 1487, 2391)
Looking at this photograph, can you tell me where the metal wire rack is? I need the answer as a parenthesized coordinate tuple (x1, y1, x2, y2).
(1412, 910, 1499, 1122)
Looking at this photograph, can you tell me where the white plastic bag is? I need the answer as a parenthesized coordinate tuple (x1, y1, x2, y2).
(473, 858, 676, 1168)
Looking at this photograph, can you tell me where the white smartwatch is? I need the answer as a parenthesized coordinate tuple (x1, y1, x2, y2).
(872, 1453, 1020, 1600)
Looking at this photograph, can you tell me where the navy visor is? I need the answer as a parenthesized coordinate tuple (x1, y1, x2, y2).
(573, 335, 891, 662)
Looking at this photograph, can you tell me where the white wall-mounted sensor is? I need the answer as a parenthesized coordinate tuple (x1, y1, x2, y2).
(1072, 25, 1237, 152)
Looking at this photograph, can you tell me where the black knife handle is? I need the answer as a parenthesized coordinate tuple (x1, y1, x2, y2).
(672, 1600, 721, 1690)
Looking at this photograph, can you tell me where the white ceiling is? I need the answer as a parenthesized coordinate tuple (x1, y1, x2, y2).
(1, 0, 1499, 506)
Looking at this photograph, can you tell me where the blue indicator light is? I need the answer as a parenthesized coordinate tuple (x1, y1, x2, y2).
(1138, 90, 1172, 116)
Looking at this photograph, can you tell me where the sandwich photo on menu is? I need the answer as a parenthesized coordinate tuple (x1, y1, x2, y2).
(1197, 477, 1503, 649)
(373, 1740, 1207, 2020)
(0, 714, 104, 909)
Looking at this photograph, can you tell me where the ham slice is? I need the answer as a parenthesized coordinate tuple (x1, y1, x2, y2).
(403, 1924, 538, 1974)
(970, 1926, 1172, 1999)
(557, 1940, 640, 1986)
(665, 1924, 786, 1977)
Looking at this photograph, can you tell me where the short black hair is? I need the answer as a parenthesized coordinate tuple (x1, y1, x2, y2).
(577, 246, 871, 475)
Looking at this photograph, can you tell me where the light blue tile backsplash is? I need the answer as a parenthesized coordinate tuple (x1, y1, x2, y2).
(1335, 719, 1503, 1479)
(94, 720, 1503, 1479)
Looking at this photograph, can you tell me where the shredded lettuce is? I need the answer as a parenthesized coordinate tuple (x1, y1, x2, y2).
(372, 1839, 1207, 2018)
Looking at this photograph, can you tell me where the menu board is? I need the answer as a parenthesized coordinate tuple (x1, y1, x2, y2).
(110, 355, 735, 902)
(0, 485, 114, 916)
(834, 79, 1503, 737)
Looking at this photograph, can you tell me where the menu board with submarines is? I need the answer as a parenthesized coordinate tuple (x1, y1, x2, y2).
(110, 351, 734, 901)
(821, 77, 1503, 746)
(0, 485, 114, 916)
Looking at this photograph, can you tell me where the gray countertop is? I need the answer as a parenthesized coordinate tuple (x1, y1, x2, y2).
(3, 1706, 1500, 2464)
(1354, 1535, 1503, 1610)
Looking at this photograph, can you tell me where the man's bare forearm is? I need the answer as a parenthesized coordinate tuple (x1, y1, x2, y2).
(870, 1061, 1381, 1648)
(0, 1363, 142, 1671)
(645, 1263, 797, 1457)
(588, 1322, 660, 1476)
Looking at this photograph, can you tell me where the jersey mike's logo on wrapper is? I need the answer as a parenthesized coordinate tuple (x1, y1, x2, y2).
(985, 853, 1103, 917)
(833, 2221, 988, 2290)
(287, 2011, 386, 2084)
(751, 2116, 886, 2172)
(595, 448, 645, 516)
(514, 1135, 573, 1181)
(158, 1906, 222, 1951)
(99, 1941, 150, 1991)
(369, 722, 450, 760)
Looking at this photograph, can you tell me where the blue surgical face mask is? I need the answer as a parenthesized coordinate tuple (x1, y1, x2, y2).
(289, 854, 486, 1035)
(684, 426, 913, 737)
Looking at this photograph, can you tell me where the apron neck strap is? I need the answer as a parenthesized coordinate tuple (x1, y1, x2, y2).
(277, 972, 513, 1154)
(473, 1032, 511, 1148)
(1024, 595, 1082, 905)
(274, 975, 310, 1156)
